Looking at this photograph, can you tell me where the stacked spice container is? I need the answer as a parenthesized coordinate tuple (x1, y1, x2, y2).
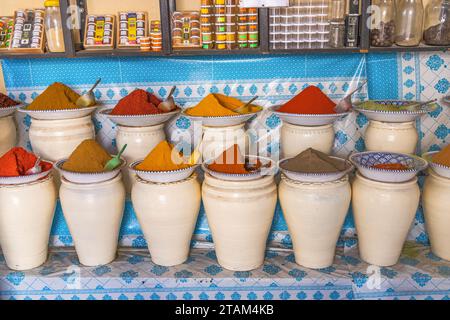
(0, 148, 56, 270)
(271, 85, 351, 157)
(182, 93, 263, 162)
(130, 141, 201, 266)
(279, 148, 353, 268)
(422, 146, 450, 261)
(17, 82, 97, 187)
(57, 140, 126, 266)
(202, 145, 277, 271)
(354, 100, 438, 154)
(101, 89, 181, 193)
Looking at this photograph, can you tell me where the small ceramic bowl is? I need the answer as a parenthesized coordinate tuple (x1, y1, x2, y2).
(270, 105, 351, 126)
(18, 105, 98, 120)
(55, 158, 126, 184)
(0, 104, 21, 118)
(354, 100, 436, 123)
(202, 156, 276, 181)
(182, 109, 262, 127)
(130, 160, 199, 183)
(350, 151, 428, 183)
(101, 108, 181, 127)
(279, 157, 354, 183)
(422, 151, 450, 179)
(0, 161, 53, 185)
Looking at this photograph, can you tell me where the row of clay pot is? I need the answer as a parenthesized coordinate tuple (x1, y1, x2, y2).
(1, 166, 448, 272)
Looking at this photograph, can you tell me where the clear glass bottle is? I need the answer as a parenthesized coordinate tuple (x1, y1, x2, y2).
(370, 0, 396, 47)
(395, 0, 424, 46)
(44, 0, 65, 52)
(423, 0, 450, 45)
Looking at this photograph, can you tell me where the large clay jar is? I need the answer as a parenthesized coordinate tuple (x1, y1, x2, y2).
(0, 174, 57, 270)
(423, 169, 450, 261)
(202, 174, 277, 271)
(279, 175, 351, 269)
(132, 174, 201, 266)
(281, 123, 334, 158)
(0, 116, 17, 156)
(352, 173, 420, 266)
(201, 124, 248, 162)
(365, 120, 418, 154)
(29, 116, 95, 161)
(116, 124, 165, 194)
(60, 174, 125, 266)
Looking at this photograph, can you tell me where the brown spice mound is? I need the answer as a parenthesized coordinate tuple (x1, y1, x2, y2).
(281, 148, 347, 173)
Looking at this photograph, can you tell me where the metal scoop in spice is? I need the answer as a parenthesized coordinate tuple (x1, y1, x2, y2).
(76, 78, 101, 108)
(158, 86, 177, 113)
(25, 157, 42, 175)
(334, 80, 367, 113)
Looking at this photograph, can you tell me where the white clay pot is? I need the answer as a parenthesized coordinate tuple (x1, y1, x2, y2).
(116, 124, 166, 194)
(0, 174, 57, 270)
(202, 174, 277, 271)
(365, 120, 418, 154)
(29, 116, 95, 188)
(201, 124, 248, 162)
(352, 173, 420, 266)
(29, 115, 95, 161)
(0, 116, 17, 156)
(59, 173, 125, 266)
(281, 122, 334, 158)
(132, 174, 201, 266)
(423, 169, 450, 261)
(279, 175, 351, 269)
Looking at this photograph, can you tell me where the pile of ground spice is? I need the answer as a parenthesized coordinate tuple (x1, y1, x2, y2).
(26, 82, 81, 111)
(281, 148, 347, 173)
(136, 140, 191, 171)
(0, 147, 52, 177)
(110, 89, 163, 116)
(185, 93, 260, 117)
(372, 163, 409, 170)
(0, 93, 19, 108)
(433, 144, 450, 167)
(208, 144, 261, 174)
(278, 86, 337, 115)
(62, 139, 112, 173)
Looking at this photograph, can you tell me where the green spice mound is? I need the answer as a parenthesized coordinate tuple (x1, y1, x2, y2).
(281, 148, 348, 173)
(358, 101, 417, 112)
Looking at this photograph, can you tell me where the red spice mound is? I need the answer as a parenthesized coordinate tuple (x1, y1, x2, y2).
(110, 89, 163, 116)
(0, 93, 20, 108)
(373, 163, 409, 171)
(278, 86, 337, 115)
(0, 147, 52, 177)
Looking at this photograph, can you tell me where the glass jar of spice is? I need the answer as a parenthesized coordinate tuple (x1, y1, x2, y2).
(370, 0, 396, 47)
(329, 0, 346, 48)
(395, 0, 424, 46)
(423, 0, 450, 45)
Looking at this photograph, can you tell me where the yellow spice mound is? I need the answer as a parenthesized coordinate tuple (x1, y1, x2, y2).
(136, 141, 192, 171)
(185, 93, 260, 117)
(27, 82, 81, 111)
(62, 139, 112, 173)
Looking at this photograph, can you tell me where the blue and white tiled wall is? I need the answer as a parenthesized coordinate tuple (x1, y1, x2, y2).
(1, 52, 449, 248)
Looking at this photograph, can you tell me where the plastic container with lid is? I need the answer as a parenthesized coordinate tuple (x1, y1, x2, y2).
(395, 0, 424, 46)
(370, 0, 396, 47)
(44, 0, 65, 52)
(423, 0, 450, 45)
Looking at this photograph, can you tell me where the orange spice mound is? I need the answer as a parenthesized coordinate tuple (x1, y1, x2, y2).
(433, 144, 450, 167)
(26, 82, 80, 110)
(136, 141, 192, 172)
(372, 163, 409, 170)
(185, 93, 260, 117)
(208, 144, 261, 174)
